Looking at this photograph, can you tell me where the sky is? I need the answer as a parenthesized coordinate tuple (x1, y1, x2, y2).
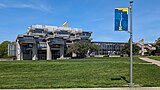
(0, 0, 160, 43)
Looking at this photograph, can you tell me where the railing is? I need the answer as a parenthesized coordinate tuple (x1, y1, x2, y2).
(79, 35, 90, 38)
(22, 39, 36, 43)
(50, 40, 64, 44)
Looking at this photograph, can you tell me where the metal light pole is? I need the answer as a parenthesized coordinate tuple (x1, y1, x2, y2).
(129, 0, 133, 87)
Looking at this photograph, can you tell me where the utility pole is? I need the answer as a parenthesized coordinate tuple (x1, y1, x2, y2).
(129, 0, 133, 87)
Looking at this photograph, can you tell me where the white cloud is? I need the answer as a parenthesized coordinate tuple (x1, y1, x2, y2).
(0, 3, 53, 13)
(0, 3, 6, 8)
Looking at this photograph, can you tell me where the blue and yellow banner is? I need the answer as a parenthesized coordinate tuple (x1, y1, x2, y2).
(115, 8, 128, 31)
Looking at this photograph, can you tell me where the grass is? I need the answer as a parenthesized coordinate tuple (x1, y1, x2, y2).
(0, 57, 160, 88)
(147, 56, 160, 61)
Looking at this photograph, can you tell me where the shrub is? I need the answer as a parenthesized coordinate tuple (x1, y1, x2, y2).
(103, 55, 109, 57)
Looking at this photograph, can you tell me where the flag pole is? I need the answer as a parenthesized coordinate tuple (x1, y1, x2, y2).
(129, 0, 133, 87)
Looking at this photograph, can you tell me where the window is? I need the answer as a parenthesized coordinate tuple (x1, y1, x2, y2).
(22, 44, 33, 50)
(57, 31, 70, 34)
(81, 32, 91, 36)
(70, 34, 75, 36)
(66, 40, 72, 43)
(38, 39, 46, 42)
(23, 36, 33, 40)
(48, 32, 53, 35)
(32, 29, 44, 33)
(51, 44, 60, 48)
(52, 38, 63, 42)
(38, 43, 47, 48)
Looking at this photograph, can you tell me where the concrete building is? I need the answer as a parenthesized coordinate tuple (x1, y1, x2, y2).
(91, 42, 126, 56)
(137, 39, 156, 56)
(9, 22, 157, 60)
(91, 40, 157, 56)
(8, 22, 92, 60)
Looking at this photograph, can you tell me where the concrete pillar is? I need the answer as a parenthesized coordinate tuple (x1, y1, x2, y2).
(138, 39, 145, 56)
(60, 44, 64, 58)
(72, 53, 77, 57)
(47, 41, 52, 60)
(16, 41, 23, 60)
(32, 44, 38, 60)
(141, 46, 145, 56)
(86, 50, 90, 57)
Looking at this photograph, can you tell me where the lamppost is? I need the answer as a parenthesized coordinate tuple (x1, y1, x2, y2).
(114, 0, 134, 87)
(129, 0, 133, 87)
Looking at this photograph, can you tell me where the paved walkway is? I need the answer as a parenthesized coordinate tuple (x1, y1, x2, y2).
(1, 87, 160, 90)
(139, 57, 160, 67)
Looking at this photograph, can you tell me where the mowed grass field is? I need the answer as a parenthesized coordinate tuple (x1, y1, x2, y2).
(0, 57, 160, 88)
(147, 56, 160, 61)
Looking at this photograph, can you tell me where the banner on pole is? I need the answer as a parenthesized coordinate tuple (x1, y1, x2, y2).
(115, 8, 128, 31)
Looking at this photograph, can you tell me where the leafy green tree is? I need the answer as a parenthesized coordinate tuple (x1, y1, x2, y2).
(0, 41, 11, 58)
(155, 37, 160, 50)
(121, 39, 140, 56)
(67, 42, 100, 58)
(89, 43, 101, 53)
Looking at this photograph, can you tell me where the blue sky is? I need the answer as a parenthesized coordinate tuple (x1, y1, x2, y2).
(0, 0, 160, 43)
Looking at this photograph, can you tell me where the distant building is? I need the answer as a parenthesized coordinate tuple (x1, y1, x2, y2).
(8, 22, 92, 60)
(137, 39, 156, 56)
(91, 42, 126, 56)
(92, 40, 156, 56)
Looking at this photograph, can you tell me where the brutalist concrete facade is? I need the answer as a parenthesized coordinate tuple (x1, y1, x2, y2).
(9, 22, 92, 60)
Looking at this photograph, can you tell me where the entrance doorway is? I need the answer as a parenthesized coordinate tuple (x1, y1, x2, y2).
(38, 50, 46, 60)
(52, 50, 60, 59)
(23, 50, 32, 60)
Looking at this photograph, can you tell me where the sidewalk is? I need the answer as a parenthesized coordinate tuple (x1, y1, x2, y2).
(1, 87, 160, 90)
(139, 57, 160, 67)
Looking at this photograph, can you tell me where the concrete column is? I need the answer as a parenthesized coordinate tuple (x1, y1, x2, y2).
(141, 46, 145, 56)
(16, 41, 23, 60)
(60, 44, 64, 58)
(32, 44, 38, 60)
(47, 41, 52, 60)
(72, 53, 77, 57)
(86, 50, 90, 57)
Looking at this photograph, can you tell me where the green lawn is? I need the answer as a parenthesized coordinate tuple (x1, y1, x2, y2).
(147, 56, 160, 61)
(0, 57, 160, 88)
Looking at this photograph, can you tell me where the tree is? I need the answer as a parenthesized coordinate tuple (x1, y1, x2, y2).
(155, 37, 160, 50)
(67, 42, 100, 58)
(0, 41, 11, 58)
(156, 37, 160, 44)
(121, 39, 140, 56)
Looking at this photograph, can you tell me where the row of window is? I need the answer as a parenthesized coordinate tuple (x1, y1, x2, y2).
(38, 44, 62, 48)
(99, 49, 121, 51)
(23, 43, 62, 48)
(23, 36, 34, 40)
(38, 43, 47, 48)
(94, 51, 121, 55)
(32, 29, 45, 33)
(31, 29, 91, 37)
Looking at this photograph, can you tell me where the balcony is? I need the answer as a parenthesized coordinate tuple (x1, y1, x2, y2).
(31, 33, 46, 37)
(79, 35, 90, 39)
(38, 43, 47, 49)
(51, 41, 64, 44)
(55, 34, 70, 39)
(49, 38, 64, 44)
(22, 39, 35, 43)
(69, 36, 81, 40)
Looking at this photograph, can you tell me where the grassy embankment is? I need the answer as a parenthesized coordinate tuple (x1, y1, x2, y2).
(0, 57, 160, 88)
(147, 56, 160, 61)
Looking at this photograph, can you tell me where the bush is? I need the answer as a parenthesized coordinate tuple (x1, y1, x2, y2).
(103, 55, 109, 57)
(120, 54, 124, 57)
